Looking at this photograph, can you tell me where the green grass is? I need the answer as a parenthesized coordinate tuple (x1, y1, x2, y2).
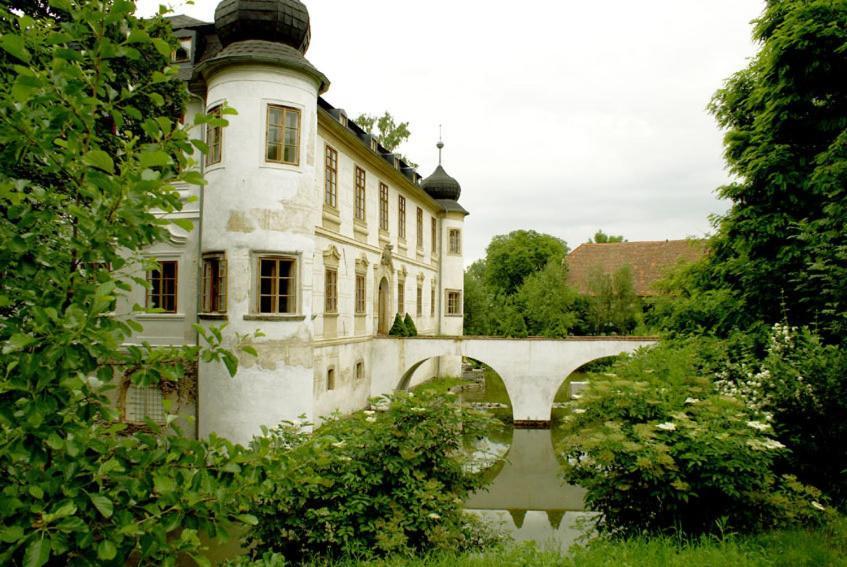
(300, 517, 847, 567)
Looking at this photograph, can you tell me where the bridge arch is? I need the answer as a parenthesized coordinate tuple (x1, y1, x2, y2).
(371, 336, 656, 426)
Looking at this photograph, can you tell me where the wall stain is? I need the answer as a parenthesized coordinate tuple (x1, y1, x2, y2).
(226, 210, 255, 233)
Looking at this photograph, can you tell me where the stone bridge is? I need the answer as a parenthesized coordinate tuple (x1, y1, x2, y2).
(370, 336, 657, 426)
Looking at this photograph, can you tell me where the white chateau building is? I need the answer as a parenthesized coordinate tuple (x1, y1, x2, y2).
(125, 0, 467, 442)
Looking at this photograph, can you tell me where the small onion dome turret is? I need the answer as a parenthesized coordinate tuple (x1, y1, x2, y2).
(214, 0, 311, 53)
(422, 164, 461, 201)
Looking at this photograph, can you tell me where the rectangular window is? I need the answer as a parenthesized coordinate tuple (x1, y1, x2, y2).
(258, 256, 296, 314)
(355, 273, 366, 314)
(446, 290, 462, 316)
(379, 182, 389, 231)
(398, 196, 406, 239)
(201, 254, 227, 314)
(146, 260, 178, 313)
(206, 105, 222, 166)
(265, 105, 300, 165)
(431, 284, 436, 317)
(355, 166, 366, 221)
(327, 368, 335, 391)
(416, 207, 423, 250)
(449, 229, 462, 255)
(397, 280, 405, 314)
(431, 217, 437, 254)
(325, 268, 338, 314)
(125, 386, 165, 424)
(324, 145, 338, 208)
(417, 285, 423, 317)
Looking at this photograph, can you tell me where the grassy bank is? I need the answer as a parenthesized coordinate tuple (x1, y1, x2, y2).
(303, 517, 847, 567)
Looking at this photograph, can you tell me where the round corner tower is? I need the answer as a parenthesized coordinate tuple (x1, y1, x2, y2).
(196, 0, 330, 443)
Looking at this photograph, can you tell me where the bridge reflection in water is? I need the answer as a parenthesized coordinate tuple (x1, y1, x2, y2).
(465, 428, 596, 551)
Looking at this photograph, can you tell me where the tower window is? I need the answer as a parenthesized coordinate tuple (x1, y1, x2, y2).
(202, 253, 227, 314)
(416, 284, 423, 317)
(146, 260, 178, 313)
(379, 182, 389, 231)
(327, 368, 335, 391)
(258, 256, 297, 314)
(448, 229, 462, 255)
(354, 166, 366, 221)
(397, 280, 405, 314)
(446, 290, 462, 316)
(266, 105, 300, 165)
(206, 105, 222, 166)
(325, 145, 338, 208)
(355, 361, 364, 381)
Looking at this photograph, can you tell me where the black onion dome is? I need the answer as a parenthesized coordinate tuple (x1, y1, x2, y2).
(214, 0, 311, 53)
(422, 165, 461, 201)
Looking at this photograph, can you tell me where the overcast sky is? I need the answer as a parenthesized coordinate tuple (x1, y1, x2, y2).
(137, 0, 764, 263)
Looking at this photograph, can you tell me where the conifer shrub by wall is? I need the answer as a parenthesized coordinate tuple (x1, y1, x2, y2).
(245, 390, 497, 562)
(389, 313, 409, 336)
(404, 313, 418, 336)
(559, 341, 831, 537)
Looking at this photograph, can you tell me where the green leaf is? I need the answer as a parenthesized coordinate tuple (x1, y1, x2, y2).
(23, 535, 50, 567)
(97, 540, 117, 561)
(90, 494, 114, 518)
(1, 35, 30, 63)
(3, 333, 34, 354)
(138, 150, 171, 169)
(151, 38, 172, 58)
(125, 30, 149, 44)
(235, 514, 259, 526)
(0, 526, 24, 544)
(28, 486, 44, 499)
(83, 150, 115, 174)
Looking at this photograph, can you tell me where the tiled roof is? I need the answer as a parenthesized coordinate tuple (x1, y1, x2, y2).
(566, 240, 707, 296)
(167, 15, 209, 29)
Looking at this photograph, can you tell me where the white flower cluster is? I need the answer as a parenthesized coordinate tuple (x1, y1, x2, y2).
(769, 322, 797, 355)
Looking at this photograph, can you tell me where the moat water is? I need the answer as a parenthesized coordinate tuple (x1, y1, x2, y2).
(459, 374, 595, 553)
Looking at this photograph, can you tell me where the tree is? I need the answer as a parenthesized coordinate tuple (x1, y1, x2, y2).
(403, 313, 418, 336)
(515, 261, 579, 337)
(586, 265, 640, 335)
(0, 2, 255, 563)
(354, 111, 416, 166)
(463, 260, 491, 336)
(589, 230, 625, 243)
(688, 0, 847, 342)
(484, 230, 568, 296)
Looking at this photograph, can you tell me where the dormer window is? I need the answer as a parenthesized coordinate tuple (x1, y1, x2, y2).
(370, 139, 378, 152)
(173, 37, 193, 63)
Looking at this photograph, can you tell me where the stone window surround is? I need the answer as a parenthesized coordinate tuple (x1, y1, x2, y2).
(245, 250, 303, 320)
(265, 103, 301, 166)
(448, 228, 462, 256)
(445, 288, 463, 317)
(201, 251, 227, 316)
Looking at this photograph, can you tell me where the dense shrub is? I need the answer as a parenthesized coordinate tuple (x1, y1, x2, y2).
(246, 390, 497, 562)
(559, 341, 830, 536)
(716, 325, 847, 507)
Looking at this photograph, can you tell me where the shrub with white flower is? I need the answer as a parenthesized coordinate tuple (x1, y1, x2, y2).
(559, 339, 829, 536)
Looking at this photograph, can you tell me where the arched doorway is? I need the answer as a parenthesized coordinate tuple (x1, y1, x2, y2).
(377, 277, 390, 335)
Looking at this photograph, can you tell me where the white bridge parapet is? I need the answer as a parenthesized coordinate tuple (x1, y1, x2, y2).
(372, 336, 658, 426)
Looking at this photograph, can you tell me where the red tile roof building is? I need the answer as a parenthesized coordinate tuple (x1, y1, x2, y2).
(566, 240, 708, 297)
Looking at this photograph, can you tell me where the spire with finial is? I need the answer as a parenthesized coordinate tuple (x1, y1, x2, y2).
(421, 125, 461, 201)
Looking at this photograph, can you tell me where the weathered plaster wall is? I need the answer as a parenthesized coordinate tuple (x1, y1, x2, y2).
(198, 64, 322, 443)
